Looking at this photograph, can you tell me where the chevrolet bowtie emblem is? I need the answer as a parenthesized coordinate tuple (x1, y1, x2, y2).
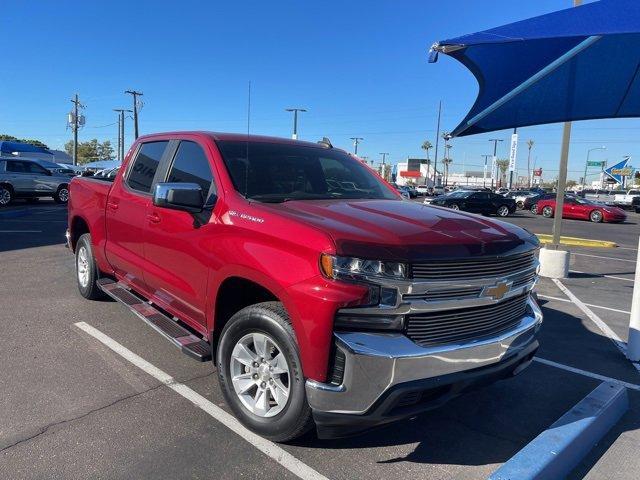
(484, 281, 511, 300)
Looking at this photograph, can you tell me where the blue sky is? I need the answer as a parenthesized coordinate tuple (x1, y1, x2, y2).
(1, 0, 636, 182)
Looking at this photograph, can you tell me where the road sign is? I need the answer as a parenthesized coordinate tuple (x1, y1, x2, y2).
(604, 157, 631, 184)
(533, 168, 542, 176)
(586, 160, 605, 167)
(509, 133, 518, 172)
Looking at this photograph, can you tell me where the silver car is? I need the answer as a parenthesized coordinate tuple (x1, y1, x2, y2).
(0, 158, 71, 206)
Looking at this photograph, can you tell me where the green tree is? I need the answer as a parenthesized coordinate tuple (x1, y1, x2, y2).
(421, 140, 433, 159)
(496, 159, 510, 187)
(64, 138, 114, 164)
(565, 179, 578, 189)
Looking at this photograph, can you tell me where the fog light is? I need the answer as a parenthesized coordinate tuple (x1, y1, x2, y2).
(380, 287, 397, 306)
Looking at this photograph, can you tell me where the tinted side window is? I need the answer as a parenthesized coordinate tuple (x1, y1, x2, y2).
(167, 141, 213, 194)
(127, 141, 168, 193)
(26, 162, 48, 174)
(6, 161, 26, 173)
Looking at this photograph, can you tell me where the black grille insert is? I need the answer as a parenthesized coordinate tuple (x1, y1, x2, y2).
(411, 251, 536, 280)
(406, 294, 529, 346)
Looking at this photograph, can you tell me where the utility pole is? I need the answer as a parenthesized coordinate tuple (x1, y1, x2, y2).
(285, 108, 307, 139)
(526, 139, 534, 188)
(481, 155, 492, 188)
(124, 90, 143, 139)
(379, 153, 389, 181)
(432, 101, 442, 187)
(350, 137, 363, 155)
(113, 109, 133, 162)
(69, 94, 85, 166)
(488, 138, 503, 189)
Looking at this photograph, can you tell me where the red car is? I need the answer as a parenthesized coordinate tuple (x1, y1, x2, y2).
(537, 196, 626, 223)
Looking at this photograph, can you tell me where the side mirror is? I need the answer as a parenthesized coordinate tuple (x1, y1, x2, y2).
(153, 183, 204, 213)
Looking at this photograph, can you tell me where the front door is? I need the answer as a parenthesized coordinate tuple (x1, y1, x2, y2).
(105, 140, 169, 293)
(143, 139, 217, 327)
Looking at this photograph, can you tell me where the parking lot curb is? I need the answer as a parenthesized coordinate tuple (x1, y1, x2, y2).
(488, 382, 628, 480)
(535, 233, 617, 248)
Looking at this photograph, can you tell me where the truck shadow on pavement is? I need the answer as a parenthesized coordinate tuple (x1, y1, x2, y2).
(291, 302, 639, 471)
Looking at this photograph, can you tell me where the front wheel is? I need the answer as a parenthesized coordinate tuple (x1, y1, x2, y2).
(216, 302, 313, 442)
(542, 206, 554, 218)
(496, 205, 510, 217)
(590, 210, 603, 223)
(450, 203, 460, 210)
(530, 204, 538, 214)
(516, 200, 525, 209)
(54, 185, 69, 204)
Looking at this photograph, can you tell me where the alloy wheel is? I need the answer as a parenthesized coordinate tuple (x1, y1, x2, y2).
(58, 188, 69, 202)
(497, 205, 509, 216)
(590, 210, 603, 223)
(0, 188, 10, 206)
(77, 246, 90, 288)
(230, 332, 290, 418)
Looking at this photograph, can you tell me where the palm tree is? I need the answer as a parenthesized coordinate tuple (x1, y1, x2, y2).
(443, 158, 453, 186)
(526, 140, 534, 188)
(496, 159, 510, 187)
(421, 141, 433, 184)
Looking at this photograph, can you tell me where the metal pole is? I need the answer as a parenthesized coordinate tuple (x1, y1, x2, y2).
(120, 111, 125, 161)
(489, 139, 502, 189)
(125, 90, 143, 139)
(508, 128, 516, 189)
(628, 236, 640, 361)
(551, 121, 572, 246)
(482, 155, 491, 188)
(73, 94, 78, 166)
(350, 137, 363, 155)
(432, 101, 442, 187)
(116, 112, 121, 162)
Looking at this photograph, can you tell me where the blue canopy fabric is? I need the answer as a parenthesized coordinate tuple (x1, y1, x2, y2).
(430, 0, 640, 137)
(0, 141, 51, 155)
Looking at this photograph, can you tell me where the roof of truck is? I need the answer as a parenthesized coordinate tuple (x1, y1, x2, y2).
(136, 131, 331, 149)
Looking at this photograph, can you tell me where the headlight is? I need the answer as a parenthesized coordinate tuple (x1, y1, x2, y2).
(320, 254, 407, 280)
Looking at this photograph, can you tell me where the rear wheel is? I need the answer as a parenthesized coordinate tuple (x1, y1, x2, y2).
(497, 205, 510, 217)
(0, 185, 13, 206)
(516, 200, 525, 209)
(450, 203, 460, 210)
(590, 210, 603, 223)
(542, 206, 554, 218)
(54, 185, 69, 204)
(75, 234, 105, 300)
(216, 302, 313, 442)
(530, 204, 538, 214)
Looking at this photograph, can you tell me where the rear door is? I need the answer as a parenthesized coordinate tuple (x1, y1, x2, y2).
(105, 140, 169, 293)
(4, 161, 30, 192)
(24, 161, 57, 194)
(142, 139, 217, 326)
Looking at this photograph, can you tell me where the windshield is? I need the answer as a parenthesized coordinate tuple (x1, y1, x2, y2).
(216, 141, 398, 202)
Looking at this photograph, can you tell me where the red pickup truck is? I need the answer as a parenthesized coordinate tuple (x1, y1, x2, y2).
(67, 131, 542, 441)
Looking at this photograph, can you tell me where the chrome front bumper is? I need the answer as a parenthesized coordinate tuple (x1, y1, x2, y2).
(306, 296, 543, 415)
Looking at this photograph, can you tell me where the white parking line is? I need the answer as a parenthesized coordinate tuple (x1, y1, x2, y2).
(571, 269, 635, 283)
(572, 252, 637, 263)
(552, 279, 628, 354)
(74, 322, 328, 480)
(533, 357, 640, 391)
(537, 294, 631, 315)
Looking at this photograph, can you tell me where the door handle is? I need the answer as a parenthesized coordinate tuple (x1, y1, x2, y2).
(106, 201, 119, 211)
(146, 213, 161, 224)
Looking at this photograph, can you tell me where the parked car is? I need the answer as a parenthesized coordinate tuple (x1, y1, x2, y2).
(67, 132, 542, 441)
(416, 184, 430, 196)
(0, 157, 71, 205)
(613, 189, 640, 209)
(526, 192, 578, 214)
(398, 185, 418, 198)
(428, 190, 516, 217)
(32, 159, 77, 177)
(496, 187, 509, 195)
(536, 196, 626, 223)
(505, 190, 537, 209)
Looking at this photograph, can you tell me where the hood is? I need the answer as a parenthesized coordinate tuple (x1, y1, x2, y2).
(259, 199, 538, 262)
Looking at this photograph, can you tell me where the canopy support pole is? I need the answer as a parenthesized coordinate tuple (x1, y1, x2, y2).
(550, 121, 572, 248)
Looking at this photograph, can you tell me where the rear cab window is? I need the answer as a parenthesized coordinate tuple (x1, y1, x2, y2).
(126, 141, 169, 193)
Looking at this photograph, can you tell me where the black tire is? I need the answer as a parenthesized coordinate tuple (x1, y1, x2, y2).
(530, 204, 538, 214)
(542, 206, 554, 218)
(450, 203, 460, 210)
(216, 302, 313, 442)
(75, 234, 105, 300)
(516, 200, 524, 209)
(54, 185, 69, 204)
(590, 210, 603, 223)
(496, 204, 510, 217)
(0, 184, 13, 207)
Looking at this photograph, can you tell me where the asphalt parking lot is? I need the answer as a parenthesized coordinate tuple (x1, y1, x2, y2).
(1, 199, 640, 479)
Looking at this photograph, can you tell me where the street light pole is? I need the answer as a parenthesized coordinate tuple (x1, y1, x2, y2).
(379, 153, 389, 181)
(285, 108, 307, 140)
(432, 101, 442, 187)
(582, 146, 606, 190)
(481, 155, 492, 188)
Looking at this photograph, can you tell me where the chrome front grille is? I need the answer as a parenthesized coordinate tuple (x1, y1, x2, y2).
(404, 286, 484, 302)
(411, 251, 536, 280)
(405, 294, 529, 347)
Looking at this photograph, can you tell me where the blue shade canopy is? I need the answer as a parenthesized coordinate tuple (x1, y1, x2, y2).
(430, 0, 640, 137)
